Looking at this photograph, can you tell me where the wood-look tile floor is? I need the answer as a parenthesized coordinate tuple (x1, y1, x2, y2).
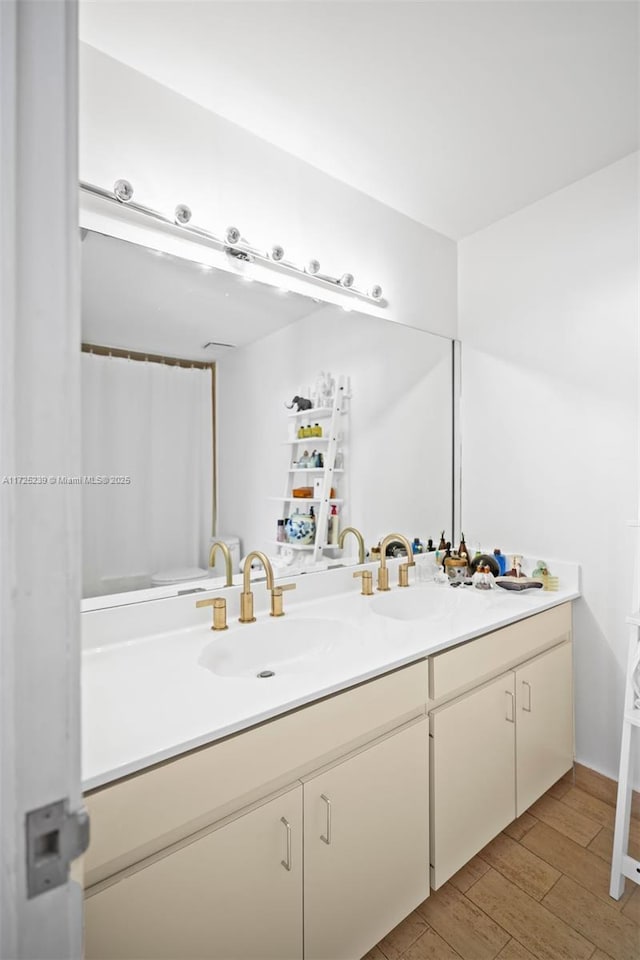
(364, 764, 640, 960)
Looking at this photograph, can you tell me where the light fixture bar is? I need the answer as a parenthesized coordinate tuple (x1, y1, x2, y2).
(79, 179, 385, 307)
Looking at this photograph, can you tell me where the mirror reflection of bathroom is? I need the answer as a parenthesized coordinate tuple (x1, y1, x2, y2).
(80, 232, 454, 601)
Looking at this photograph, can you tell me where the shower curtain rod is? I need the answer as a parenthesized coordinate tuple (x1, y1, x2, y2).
(81, 343, 214, 371)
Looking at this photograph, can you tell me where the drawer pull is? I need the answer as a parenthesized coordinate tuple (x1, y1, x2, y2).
(522, 680, 532, 712)
(320, 794, 332, 845)
(280, 817, 292, 871)
(505, 690, 515, 723)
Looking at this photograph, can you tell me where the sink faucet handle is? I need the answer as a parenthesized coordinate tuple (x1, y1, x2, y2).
(270, 582, 296, 618)
(353, 570, 373, 596)
(196, 596, 229, 631)
(398, 562, 415, 588)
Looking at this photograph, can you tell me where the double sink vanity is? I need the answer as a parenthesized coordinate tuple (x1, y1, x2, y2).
(81, 550, 580, 960)
(78, 193, 579, 960)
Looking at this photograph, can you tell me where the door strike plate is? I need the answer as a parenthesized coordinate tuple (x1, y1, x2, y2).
(26, 799, 90, 898)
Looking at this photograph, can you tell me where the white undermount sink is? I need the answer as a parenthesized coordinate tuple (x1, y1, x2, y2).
(198, 617, 359, 679)
(370, 586, 464, 622)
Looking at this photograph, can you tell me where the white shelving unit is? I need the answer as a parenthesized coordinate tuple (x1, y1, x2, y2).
(273, 376, 349, 567)
(610, 613, 640, 898)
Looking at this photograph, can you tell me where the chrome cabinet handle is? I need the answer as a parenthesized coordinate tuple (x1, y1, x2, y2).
(320, 794, 332, 845)
(522, 680, 532, 712)
(505, 690, 515, 723)
(280, 816, 292, 871)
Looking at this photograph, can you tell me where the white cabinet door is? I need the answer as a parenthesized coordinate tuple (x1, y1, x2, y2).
(85, 786, 303, 960)
(303, 718, 429, 960)
(430, 672, 516, 889)
(516, 640, 574, 816)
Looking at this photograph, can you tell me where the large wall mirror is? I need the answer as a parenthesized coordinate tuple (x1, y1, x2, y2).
(80, 229, 457, 606)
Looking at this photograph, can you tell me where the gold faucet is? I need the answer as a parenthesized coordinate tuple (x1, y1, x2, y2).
(239, 551, 296, 622)
(377, 534, 415, 591)
(337, 526, 366, 564)
(208, 540, 234, 587)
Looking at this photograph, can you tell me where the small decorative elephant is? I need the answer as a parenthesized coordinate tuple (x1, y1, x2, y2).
(285, 395, 313, 412)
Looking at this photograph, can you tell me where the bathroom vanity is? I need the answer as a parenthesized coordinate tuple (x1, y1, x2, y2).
(81, 562, 578, 959)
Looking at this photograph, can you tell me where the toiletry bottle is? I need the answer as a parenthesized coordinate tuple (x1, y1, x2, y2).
(297, 424, 305, 439)
(438, 531, 447, 552)
(493, 548, 507, 576)
(426, 538, 435, 552)
(313, 423, 322, 438)
(303, 424, 312, 438)
(277, 519, 287, 543)
(458, 532, 468, 559)
(507, 555, 523, 578)
(328, 505, 339, 545)
(412, 537, 423, 555)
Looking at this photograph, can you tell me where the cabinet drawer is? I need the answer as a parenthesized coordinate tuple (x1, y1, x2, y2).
(429, 603, 571, 702)
(85, 661, 427, 884)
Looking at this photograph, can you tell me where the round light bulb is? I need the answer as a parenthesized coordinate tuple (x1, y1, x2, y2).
(270, 244, 285, 262)
(225, 226, 241, 245)
(113, 179, 134, 203)
(306, 259, 321, 275)
(174, 204, 192, 225)
(339, 273, 354, 288)
(368, 284, 383, 301)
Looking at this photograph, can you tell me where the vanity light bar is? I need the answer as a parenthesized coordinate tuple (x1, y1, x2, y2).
(79, 179, 386, 307)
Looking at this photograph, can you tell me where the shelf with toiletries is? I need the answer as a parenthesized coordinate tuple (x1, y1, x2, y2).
(287, 467, 344, 474)
(269, 540, 316, 552)
(269, 497, 344, 505)
(287, 407, 335, 419)
(282, 437, 332, 445)
(274, 375, 348, 566)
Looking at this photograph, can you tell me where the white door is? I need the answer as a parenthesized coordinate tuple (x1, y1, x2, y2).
(0, 2, 83, 957)
(515, 641, 574, 815)
(303, 718, 429, 960)
(85, 786, 303, 960)
(430, 672, 516, 888)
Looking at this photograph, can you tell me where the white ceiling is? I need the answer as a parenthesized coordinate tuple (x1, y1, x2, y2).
(79, 1, 639, 239)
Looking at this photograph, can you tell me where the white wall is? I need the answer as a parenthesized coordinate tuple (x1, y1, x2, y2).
(459, 154, 639, 785)
(217, 305, 453, 561)
(79, 44, 457, 339)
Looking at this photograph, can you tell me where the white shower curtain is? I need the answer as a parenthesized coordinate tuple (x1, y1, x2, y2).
(81, 352, 213, 597)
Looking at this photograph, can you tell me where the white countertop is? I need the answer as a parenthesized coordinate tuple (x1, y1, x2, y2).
(82, 559, 580, 792)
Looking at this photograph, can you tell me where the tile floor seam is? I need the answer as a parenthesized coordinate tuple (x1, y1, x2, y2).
(555, 790, 617, 831)
(520, 823, 636, 914)
(397, 920, 464, 960)
(418, 899, 499, 960)
(428, 882, 515, 960)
